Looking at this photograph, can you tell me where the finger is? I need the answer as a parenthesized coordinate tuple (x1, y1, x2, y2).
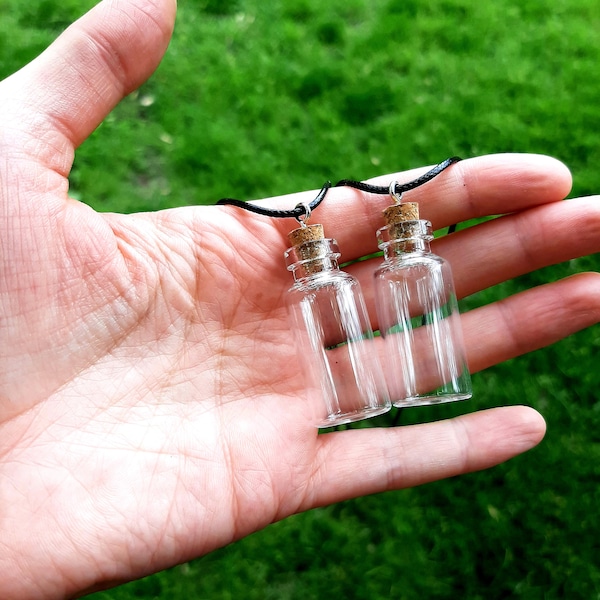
(306, 406, 545, 508)
(363, 153, 573, 229)
(462, 272, 600, 373)
(246, 154, 572, 262)
(2, 0, 176, 155)
(350, 269, 600, 373)
(347, 195, 600, 306)
(437, 195, 600, 298)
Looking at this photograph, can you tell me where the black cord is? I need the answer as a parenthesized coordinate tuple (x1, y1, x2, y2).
(217, 181, 331, 220)
(215, 156, 462, 223)
(334, 156, 462, 196)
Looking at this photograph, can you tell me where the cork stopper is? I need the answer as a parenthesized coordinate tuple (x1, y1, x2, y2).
(382, 202, 420, 226)
(285, 223, 337, 276)
(380, 202, 424, 243)
(287, 223, 325, 247)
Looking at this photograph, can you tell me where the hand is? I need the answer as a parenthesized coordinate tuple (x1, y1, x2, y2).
(1, 1, 599, 598)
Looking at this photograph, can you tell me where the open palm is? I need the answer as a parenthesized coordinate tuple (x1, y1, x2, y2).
(1, 1, 599, 598)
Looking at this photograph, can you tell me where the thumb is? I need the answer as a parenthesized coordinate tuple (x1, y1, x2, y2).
(1, 0, 176, 155)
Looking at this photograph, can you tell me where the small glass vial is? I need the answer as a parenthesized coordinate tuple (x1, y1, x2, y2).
(285, 224, 391, 428)
(374, 202, 472, 407)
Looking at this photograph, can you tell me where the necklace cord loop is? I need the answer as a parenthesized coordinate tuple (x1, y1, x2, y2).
(294, 201, 312, 227)
(388, 181, 403, 204)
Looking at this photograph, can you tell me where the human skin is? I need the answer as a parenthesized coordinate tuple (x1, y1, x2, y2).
(1, 1, 600, 598)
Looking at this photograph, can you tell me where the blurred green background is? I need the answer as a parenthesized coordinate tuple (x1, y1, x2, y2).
(2, 0, 600, 598)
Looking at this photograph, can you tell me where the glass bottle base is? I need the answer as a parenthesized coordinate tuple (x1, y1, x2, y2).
(393, 392, 472, 408)
(317, 404, 391, 429)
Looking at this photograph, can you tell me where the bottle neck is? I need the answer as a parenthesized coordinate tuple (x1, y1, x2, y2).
(381, 238, 431, 258)
(377, 219, 434, 259)
(290, 257, 340, 281)
(285, 238, 341, 282)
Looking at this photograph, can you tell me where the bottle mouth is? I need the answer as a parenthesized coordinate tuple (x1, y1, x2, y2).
(376, 219, 433, 249)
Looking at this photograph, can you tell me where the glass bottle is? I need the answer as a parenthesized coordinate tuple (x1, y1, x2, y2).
(285, 224, 391, 428)
(373, 202, 472, 407)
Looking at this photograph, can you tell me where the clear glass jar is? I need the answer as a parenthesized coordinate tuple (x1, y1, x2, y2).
(285, 225, 391, 428)
(374, 213, 472, 407)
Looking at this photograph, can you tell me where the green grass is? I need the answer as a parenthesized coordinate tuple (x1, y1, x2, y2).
(2, 0, 600, 598)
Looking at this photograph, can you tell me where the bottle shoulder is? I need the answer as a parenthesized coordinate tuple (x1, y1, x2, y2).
(375, 252, 446, 276)
(288, 269, 358, 293)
